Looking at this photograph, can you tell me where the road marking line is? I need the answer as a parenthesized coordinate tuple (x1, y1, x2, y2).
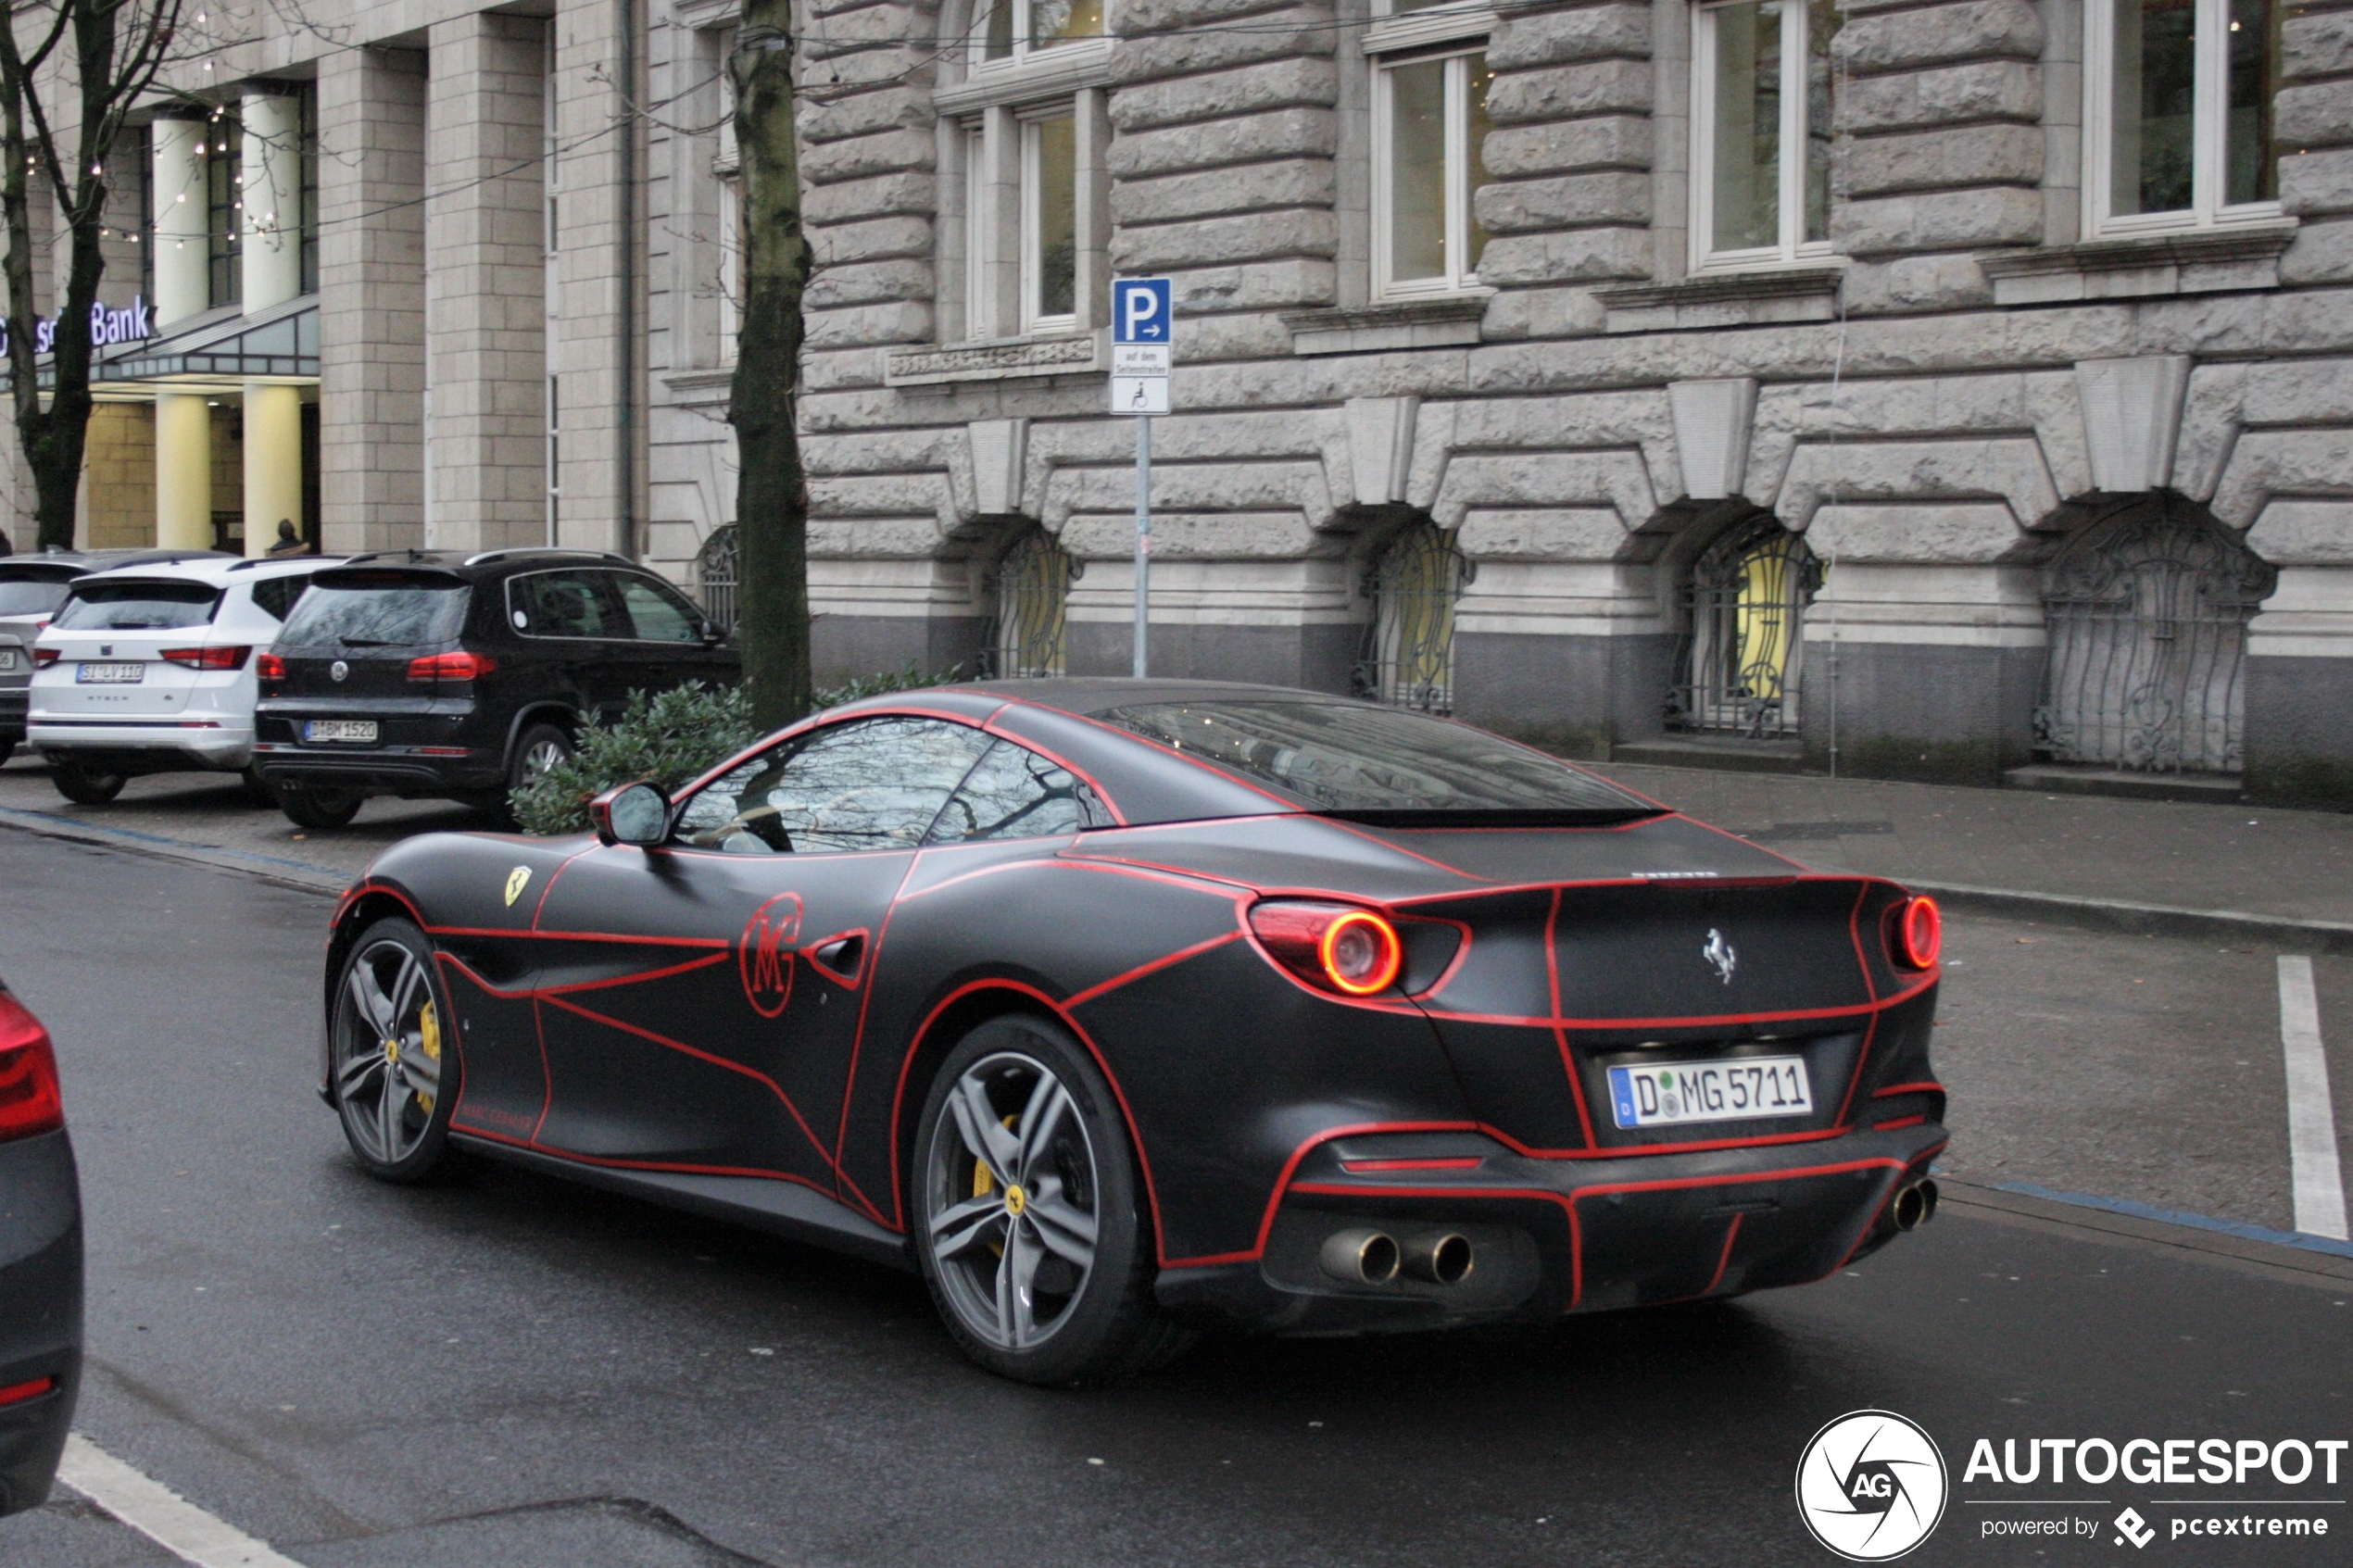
(2278, 956, 2350, 1241)
(57, 1433, 309, 1568)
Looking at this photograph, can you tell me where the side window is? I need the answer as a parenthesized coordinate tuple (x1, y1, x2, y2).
(615, 575, 707, 644)
(250, 574, 310, 622)
(674, 717, 995, 855)
(509, 571, 623, 639)
(925, 739, 1108, 845)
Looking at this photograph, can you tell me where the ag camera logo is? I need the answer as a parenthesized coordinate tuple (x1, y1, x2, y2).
(1795, 1410, 1949, 1561)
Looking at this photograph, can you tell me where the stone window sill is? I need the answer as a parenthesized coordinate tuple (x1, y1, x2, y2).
(662, 367, 736, 406)
(934, 41, 1114, 116)
(884, 332, 1101, 387)
(1980, 221, 2297, 305)
(1281, 295, 1489, 357)
(1594, 266, 1844, 334)
(672, 0, 740, 30)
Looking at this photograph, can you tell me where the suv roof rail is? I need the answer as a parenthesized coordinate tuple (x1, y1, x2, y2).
(461, 546, 635, 567)
(336, 549, 446, 567)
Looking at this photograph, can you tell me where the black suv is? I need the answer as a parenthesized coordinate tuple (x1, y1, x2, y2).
(252, 548, 736, 828)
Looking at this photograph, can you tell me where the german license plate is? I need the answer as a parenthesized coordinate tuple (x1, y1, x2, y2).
(303, 720, 378, 744)
(77, 662, 144, 684)
(0, 647, 16, 670)
(1608, 1056, 1813, 1129)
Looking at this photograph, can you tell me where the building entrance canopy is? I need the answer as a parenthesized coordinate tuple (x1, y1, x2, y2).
(88, 295, 319, 387)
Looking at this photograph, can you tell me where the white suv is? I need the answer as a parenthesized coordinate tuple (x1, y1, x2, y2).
(28, 556, 338, 804)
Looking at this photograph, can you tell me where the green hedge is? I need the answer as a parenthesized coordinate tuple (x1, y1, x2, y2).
(510, 665, 947, 836)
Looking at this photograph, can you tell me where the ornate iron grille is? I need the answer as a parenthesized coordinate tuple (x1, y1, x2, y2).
(1355, 522, 1470, 714)
(692, 524, 739, 633)
(988, 529, 1076, 678)
(1667, 515, 1821, 739)
(2034, 502, 2275, 775)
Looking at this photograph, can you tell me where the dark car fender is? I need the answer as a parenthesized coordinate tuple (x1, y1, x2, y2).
(837, 847, 1475, 1269)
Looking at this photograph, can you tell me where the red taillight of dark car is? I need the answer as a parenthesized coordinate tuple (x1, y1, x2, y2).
(1890, 895, 1943, 970)
(0, 989, 65, 1143)
(160, 645, 250, 671)
(406, 650, 497, 684)
(1249, 900, 1405, 997)
(256, 651, 286, 690)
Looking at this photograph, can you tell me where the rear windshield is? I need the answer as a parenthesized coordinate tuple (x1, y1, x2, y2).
(52, 580, 221, 631)
(1098, 699, 1658, 820)
(279, 573, 471, 647)
(0, 578, 72, 618)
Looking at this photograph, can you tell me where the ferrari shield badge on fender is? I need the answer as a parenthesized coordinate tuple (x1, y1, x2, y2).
(739, 893, 803, 1018)
(504, 866, 533, 907)
(1704, 927, 1737, 985)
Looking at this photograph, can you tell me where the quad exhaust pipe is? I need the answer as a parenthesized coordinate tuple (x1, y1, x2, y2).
(1318, 1228, 1475, 1286)
(1892, 1178, 1940, 1233)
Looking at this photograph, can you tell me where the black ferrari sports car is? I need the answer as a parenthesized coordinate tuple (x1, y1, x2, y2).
(322, 679, 1946, 1384)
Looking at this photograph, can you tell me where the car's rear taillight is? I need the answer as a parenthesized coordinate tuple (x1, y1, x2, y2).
(407, 650, 497, 684)
(1249, 900, 1405, 997)
(160, 645, 250, 671)
(1891, 895, 1942, 970)
(256, 651, 286, 682)
(31, 646, 57, 667)
(0, 990, 65, 1143)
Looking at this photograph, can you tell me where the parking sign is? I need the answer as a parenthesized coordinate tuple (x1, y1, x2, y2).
(1113, 278, 1172, 344)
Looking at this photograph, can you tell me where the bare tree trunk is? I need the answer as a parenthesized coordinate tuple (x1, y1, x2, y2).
(727, 1, 812, 730)
(0, 0, 180, 553)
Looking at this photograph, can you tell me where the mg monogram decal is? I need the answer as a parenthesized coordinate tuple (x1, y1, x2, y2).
(738, 893, 803, 1018)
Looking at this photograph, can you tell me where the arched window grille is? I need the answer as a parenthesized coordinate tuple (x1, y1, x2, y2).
(988, 528, 1076, 678)
(2034, 499, 2275, 775)
(693, 524, 739, 633)
(1356, 521, 1470, 714)
(1668, 514, 1821, 739)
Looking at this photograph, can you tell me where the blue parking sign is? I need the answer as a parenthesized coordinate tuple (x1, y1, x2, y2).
(1113, 278, 1173, 344)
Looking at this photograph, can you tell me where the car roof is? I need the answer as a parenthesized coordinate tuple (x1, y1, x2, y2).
(68, 555, 347, 588)
(326, 546, 644, 580)
(0, 547, 232, 579)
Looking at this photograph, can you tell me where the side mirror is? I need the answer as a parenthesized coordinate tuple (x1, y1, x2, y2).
(590, 781, 670, 847)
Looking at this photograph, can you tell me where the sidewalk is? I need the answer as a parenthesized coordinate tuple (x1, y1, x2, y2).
(4, 746, 2351, 933)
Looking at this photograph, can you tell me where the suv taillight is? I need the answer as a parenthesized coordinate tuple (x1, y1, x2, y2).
(161, 645, 250, 671)
(407, 650, 497, 684)
(0, 991, 64, 1143)
(31, 647, 57, 667)
(1248, 900, 1405, 997)
(256, 651, 286, 683)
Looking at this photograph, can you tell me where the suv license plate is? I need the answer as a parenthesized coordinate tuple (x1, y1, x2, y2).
(77, 662, 144, 684)
(1607, 1056, 1813, 1129)
(0, 647, 16, 671)
(303, 720, 379, 744)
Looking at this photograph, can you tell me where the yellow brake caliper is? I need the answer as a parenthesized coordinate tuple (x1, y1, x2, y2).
(416, 1000, 442, 1113)
(977, 1113, 1016, 1258)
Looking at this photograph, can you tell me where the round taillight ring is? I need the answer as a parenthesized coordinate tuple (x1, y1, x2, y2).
(1318, 909, 1403, 997)
(1896, 896, 1942, 970)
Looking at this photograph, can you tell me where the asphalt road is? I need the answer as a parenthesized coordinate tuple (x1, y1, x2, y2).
(2, 830, 2349, 1567)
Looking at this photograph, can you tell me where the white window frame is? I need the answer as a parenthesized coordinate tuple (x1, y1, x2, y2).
(1019, 109, 1077, 334)
(1690, 0, 1838, 271)
(2084, 0, 2284, 237)
(970, 0, 1104, 71)
(714, 113, 742, 366)
(1365, 2, 1494, 302)
(962, 121, 988, 341)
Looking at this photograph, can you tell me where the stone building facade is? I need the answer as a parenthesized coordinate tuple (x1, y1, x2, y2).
(8, 0, 2352, 803)
(641, 0, 2353, 805)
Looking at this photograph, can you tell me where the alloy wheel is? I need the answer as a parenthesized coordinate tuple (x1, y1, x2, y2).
(333, 937, 445, 1165)
(923, 1050, 1101, 1350)
(518, 735, 569, 786)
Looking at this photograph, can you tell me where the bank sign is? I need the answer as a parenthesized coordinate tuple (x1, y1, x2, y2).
(0, 295, 149, 356)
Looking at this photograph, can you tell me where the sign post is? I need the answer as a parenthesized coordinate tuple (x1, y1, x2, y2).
(1110, 278, 1172, 678)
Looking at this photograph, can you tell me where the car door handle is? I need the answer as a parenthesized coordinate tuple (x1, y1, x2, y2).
(812, 933, 865, 983)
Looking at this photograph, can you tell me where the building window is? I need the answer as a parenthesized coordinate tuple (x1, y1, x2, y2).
(1357, 521, 1469, 714)
(988, 528, 1076, 678)
(974, 0, 1102, 68)
(204, 113, 242, 309)
(298, 88, 318, 295)
(1668, 514, 1820, 740)
(1366, 4, 1491, 300)
(2088, 0, 2281, 233)
(963, 107, 1079, 338)
(714, 32, 742, 365)
(694, 523, 740, 634)
(1691, 0, 1840, 269)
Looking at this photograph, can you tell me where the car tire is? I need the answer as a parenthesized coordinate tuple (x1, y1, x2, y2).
(280, 782, 364, 830)
(330, 916, 461, 1184)
(0, 740, 13, 767)
(912, 1014, 1195, 1386)
(486, 721, 573, 829)
(50, 758, 126, 805)
(239, 766, 279, 808)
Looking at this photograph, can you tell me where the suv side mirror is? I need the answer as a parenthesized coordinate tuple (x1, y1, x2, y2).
(591, 781, 670, 847)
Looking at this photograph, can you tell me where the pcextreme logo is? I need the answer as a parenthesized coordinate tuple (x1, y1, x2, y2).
(1796, 1410, 1951, 1562)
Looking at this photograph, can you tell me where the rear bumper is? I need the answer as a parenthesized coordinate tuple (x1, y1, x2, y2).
(0, 1128, 82, 1516)
(1152, 1122, 1945, 1336)
(30, 717, 251, 770)
(249, 743, 501, 794)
